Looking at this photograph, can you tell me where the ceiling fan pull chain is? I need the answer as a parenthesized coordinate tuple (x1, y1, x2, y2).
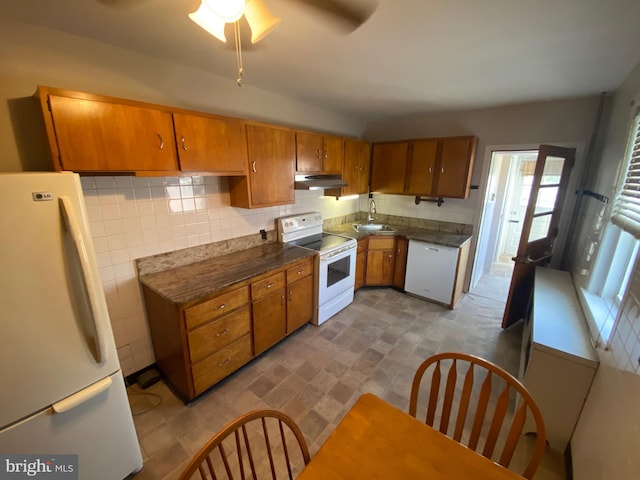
(235, 21, 244, 87)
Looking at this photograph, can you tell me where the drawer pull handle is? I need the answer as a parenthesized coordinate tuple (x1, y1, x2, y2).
(426, 247, 439, 252)
(216, 303, 227, 310)
(216, 328, 230, 337)
(266, 282, 274, 288)
(297, 269, 304, 275)
(218, 357, 231, 368)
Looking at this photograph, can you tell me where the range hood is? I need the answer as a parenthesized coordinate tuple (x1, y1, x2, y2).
(294, 174, 347, 190)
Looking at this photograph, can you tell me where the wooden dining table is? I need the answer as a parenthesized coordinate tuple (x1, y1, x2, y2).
(296, 393, 525, 479)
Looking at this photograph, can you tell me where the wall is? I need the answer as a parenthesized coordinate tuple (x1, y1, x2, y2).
(0, 18, 367, 375)
(0, 18, 365, 173)
(80, 175, 360, 375)
(569, 60, 640, 480)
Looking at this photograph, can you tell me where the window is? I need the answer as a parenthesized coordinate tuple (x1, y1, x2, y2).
(579, 110, 640, 347)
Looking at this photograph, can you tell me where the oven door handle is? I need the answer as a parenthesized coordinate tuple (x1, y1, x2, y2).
(320, 245, 356, 262)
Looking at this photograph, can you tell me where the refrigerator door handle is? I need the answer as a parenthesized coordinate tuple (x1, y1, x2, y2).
(52, 376, 113, 413)
(59, 195, 108, 364)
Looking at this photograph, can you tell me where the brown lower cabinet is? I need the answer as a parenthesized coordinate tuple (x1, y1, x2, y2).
(393, 237, 409, 289)
(287, 275, 314, 333)
(365, 237, 396, 286)
(355, 238, 367, 291)
(356, 235, 408, 291)
(141, 256, 314, 402)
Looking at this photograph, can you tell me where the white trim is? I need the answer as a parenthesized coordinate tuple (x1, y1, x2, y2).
(469, 142, 585, 290)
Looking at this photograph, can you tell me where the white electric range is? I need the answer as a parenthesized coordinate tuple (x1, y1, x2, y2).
(278, 212, 357, 325)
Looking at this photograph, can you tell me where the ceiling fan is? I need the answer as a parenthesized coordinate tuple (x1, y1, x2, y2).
(189, 0, 377, 42)
(188, 0, 377, 85)
(97, 0, 377, 85)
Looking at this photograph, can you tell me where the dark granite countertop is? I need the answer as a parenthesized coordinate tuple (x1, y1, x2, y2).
(139, 242, 316, 306)
(327, 223, 472, 248)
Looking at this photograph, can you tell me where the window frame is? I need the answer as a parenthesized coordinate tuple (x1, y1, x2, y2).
(579, 107, 640, 348)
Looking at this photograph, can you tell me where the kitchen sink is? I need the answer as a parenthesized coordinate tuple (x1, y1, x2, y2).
(352, 223, 397, 234)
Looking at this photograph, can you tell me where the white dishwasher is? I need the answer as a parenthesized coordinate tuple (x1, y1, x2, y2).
(405, 240, 459, 305)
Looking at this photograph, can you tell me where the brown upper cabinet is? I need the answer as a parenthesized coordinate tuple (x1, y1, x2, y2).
(228, 124, 295, 208)
(370, 136, 477, 199)
(36, 87, 179, 173)
(370, 142, 409, 194)
(325, 139, 371, 197)
(436, 136, 477, 198)
(295, 131, 344, 174)
(172, 112, 247, 175)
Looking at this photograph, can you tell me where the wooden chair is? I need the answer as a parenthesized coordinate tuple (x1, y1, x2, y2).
(409, 352, 546, 479)
(179, 409, 311, 480)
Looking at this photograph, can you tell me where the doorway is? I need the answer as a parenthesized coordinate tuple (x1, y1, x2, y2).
(470, 150, 539, 302)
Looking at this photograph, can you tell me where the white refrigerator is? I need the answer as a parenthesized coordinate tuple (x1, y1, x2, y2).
(0, 172, 143, 479)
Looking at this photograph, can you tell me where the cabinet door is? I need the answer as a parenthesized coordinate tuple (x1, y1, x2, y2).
(365, 238, 396, 286)
(331, 139, 370, 197)
(322, 136, 344, 174)
(253, 288, 286, 355)
(436, 136, 476, 198)
(48, 95, 178, 172)
(246, 125, 295, 207)
(287, 275, 313, 333)
(357, 141, 372, 194)
(406, 140, 437, 195)
(173, 112, 247, 174)
(365, 249, 395, 285)
(393, 237, 409, 289)
(342, 139, 371, 195)
(370, 143, 408, 194)
(355, 238, 367, 290)
(355, 250, 366, 290)
(296, 131, 323, 172)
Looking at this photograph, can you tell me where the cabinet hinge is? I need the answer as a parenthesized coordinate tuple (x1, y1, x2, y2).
(46, 97, 52, 112)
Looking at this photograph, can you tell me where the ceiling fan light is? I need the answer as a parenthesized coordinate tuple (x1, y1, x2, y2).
(244, 0, 281, 44)
(189, 3, 227, 43)
(202, 0, 245, 23)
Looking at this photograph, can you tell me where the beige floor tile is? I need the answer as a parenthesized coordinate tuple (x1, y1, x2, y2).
(130, 273, 565, 479)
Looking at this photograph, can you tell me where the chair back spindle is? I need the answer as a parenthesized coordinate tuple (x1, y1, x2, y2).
(179, 410, 311, 480)
(409, 352, 546, 480)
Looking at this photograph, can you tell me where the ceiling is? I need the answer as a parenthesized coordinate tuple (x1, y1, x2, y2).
(3, 0, 640, 120)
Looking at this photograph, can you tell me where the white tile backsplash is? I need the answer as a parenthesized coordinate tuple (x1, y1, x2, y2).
(85, 174, 474, 377)
(82, 175, 362, 376)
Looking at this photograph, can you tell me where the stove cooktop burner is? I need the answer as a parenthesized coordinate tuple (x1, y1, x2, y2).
(288, 233, 353, 252)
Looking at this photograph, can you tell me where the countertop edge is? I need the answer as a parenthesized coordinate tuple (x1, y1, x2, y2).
(326, 224, 472, 249)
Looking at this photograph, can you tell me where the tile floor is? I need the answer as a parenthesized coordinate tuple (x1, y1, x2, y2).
(128, 274, 565, 479)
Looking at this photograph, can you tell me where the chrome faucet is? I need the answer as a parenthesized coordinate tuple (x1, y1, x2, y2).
(367, 198, 376, 223)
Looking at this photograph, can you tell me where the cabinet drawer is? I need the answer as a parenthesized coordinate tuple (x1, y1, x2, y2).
(286, 258, 314, 283)
(192, 334, 253, 395)
(251, 271, 286, 301)
(187, 307, 251, 363)
(357, 238, 368, 253)
(184, 286, 249, 330)
(367, 237, 395, 250)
